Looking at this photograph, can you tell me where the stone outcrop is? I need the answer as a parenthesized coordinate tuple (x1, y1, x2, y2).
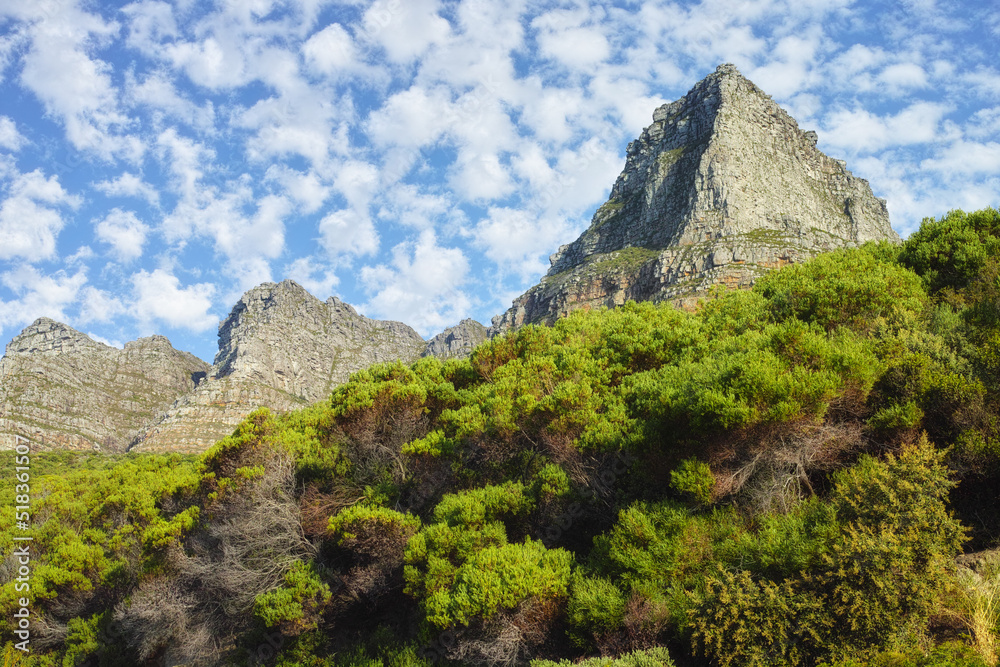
(0, 318, 209, 451)
(490, 64, 899, 334)
(131, 280, 429, 452)
(1, 283, 489, 454)
(423, 319, 489, 360)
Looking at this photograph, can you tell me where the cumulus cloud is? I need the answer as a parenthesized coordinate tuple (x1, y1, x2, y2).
(820, 102, 954, 153)
(360, 230, 470, 334)
(360, 0, 451, 63)
(17, 3, 139, 159)
(0, 116, 23, 151)
(0, 265, 88, 330)
(474, 206, 576, 280)
(285, 256, 339, 298)
(302, 23, 356, 76)
(93, 172, 161, 206)
(318, 209, 379, 258)
(94, 208, 150, 262)
(921, 141, 1000, 175)
(78, 286, 125, 324)
(0, 169, 81, 262)
(131, 269, 216, 331)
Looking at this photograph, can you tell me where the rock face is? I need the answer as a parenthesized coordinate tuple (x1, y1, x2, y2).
(0, 318, 209, 451)
(491, 64, 899, 334)
(131, 280, 429, 452)
(1, 283, 486, 454)
(423, 319, 489, 360)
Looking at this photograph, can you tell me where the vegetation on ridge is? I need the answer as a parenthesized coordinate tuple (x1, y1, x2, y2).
(3, 208, 1000, 666)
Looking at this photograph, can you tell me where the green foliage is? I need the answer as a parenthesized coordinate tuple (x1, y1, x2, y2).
(531, 646, 676, 666)
(328, 505, 421, 546)
(669, 458, 715, 505)
(13, 209, 1000, 665)
(688, 569, 825, 667)
(820, 641, 990, 666)
(566, 574, 627, 648)
(755, 247, 928, 332)
(254, 561, 332, 634)
(404, 483, 572, 629)
(900, 208, 1000, 295)
(813, 439, 967, 655)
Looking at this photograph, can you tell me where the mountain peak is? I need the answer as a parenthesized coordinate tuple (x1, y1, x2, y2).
(492, 65, 898, 334)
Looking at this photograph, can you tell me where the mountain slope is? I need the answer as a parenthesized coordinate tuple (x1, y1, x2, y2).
(491, 63, 899, 334)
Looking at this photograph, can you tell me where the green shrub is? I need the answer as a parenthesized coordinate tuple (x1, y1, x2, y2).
(567, 574, 628, 648)
(669, 458, 715, 505)
(531, 646, 675, 666)
(254, 561, 332, 635)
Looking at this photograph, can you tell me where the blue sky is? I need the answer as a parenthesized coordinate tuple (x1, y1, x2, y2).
(0, 0, 998, 363)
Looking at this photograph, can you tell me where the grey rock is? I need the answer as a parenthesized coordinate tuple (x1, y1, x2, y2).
(0, 318, 209, 451)
(423, 319, 488, 360)
(132, 280, 427, 452)
(490, 64, 899, 335)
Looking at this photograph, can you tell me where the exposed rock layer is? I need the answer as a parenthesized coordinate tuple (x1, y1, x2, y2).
(423, 319, 489, 360)
(0, 282, 482, 453)
(490, 64, 899, 334)
(0, 318, 209, 451)
(132, 281, 429, 452)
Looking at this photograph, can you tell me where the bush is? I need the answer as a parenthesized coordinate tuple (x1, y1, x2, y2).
(531, 646, 675, 666)
(254, 561, 332, 635)
(669, 458, 715, 505)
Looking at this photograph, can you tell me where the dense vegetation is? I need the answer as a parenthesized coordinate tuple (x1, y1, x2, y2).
(3, 207, 1000, 667)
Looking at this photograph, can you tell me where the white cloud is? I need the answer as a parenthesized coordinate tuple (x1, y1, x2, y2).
(285, 256, 339, 298)
(0, 116, 23, 151)
(166, 36, 248, 90)
(156, 128, 214, 199)
(94, 208, 150, 262)
(879, 62, 929, 92)
(474, 206, 576, 280)
(131, 269, 216, 331)
(126, 69, 215, 131)
(318, 209, 379, 258)
(537, 26, 610, 69)
(921, 141, 1000, 175)
(0, 169, 81, 262)
(78, 286, 125, 324)
(265, 165, 329, 213)
(361, 0, 451, 63)
(820, 102, 953, 153)
(449, 151, 514, 201)
(121, 0, 179, 54)
(360, 230, 470, 334)
(162, 188, 288, 262)
(93, 172, 161, 206)
(18, 4, 138, 159)
(303, 23, 356, 75)
(376, 184, 453, 230)
(367, 86, 452, 149)
(0, 265, 87, 330)
(749, 34, 820, 98)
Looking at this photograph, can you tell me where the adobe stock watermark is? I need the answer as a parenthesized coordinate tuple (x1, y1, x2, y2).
(11, 435, 33, 653)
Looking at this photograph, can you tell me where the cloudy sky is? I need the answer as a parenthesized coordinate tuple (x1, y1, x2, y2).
(0, 0, 997, 362)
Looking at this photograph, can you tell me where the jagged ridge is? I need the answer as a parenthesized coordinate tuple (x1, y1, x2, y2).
(491, 64, 899, 334)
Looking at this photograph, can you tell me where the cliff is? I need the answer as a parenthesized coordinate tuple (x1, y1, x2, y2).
(490, 64, 899, 333)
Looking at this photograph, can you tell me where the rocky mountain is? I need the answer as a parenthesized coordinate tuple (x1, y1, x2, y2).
(0, 318, 208, 451)
(1, 282, 479, 453)
(490, 63, 899, 334)
(1, 64, 905, 454)
(422, 319, 489, 360)
(132, 280, 429, 452)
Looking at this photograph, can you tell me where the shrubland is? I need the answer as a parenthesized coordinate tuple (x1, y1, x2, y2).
(3, 207, 1000, 666)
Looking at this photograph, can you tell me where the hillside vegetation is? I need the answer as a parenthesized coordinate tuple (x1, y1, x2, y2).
(3, 208, 1000, 667)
